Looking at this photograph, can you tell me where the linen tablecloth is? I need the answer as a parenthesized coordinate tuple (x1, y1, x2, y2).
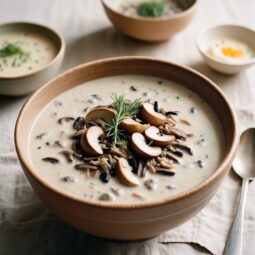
(0, 0, 255, 254)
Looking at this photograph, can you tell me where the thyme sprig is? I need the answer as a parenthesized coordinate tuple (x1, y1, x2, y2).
(104, 94, 141, 145)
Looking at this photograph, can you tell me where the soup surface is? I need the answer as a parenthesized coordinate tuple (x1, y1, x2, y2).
(115, 0, 186, 18)
(0, 31, 57, 77)
(29, 75, 224, 205)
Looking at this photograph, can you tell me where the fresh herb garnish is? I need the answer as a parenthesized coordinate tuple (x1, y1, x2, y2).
(138, 2, 165, 17)
(0, 43, 30, 70)
(104, 94, 141, 145)
(0, 43, 28, 58)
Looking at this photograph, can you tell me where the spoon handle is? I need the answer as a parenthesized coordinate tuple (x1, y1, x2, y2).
(223, 177, 249, 255)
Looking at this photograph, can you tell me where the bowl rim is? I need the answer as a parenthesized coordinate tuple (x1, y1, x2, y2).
(196, 24, 255, 66)
(15, 56, 239, 210)
(101, 0, 198, 22)
(0, 21, 65, 80)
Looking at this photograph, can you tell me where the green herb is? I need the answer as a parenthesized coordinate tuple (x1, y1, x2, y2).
(138, 2, 165, 17)
(0, 43, 30, 69)
(104, 94, 141, 145)
(0, 43, 29, 60)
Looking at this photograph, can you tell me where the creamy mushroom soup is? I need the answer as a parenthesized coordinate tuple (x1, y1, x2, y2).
(115, 0, 187, 18)
(0, 32, 58, 77)
(28, 75, 224, 204)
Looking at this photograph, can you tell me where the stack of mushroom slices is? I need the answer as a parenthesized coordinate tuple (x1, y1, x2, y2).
(69, 101, 194, 187)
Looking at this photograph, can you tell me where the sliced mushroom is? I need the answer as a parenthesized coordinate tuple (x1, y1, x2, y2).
(131, 133, 161, 158)
(85, 107, 115, 124)
(141, 102, 166, 126)
(116, 157, 139, 187)
(80, 126, 105, 156)
(145, 126, 175, 146)
(120, 118, 148, 133)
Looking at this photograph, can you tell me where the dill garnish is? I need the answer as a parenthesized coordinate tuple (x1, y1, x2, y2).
(138, 2, 165, 17)
(0, 43, 29, 60)
(104, 94, 141, 145)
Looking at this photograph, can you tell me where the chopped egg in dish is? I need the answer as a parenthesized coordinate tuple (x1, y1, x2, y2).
(208, 38, 254, 63)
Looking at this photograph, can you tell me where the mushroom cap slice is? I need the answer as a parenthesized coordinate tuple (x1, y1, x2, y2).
(141, 103, 166, 126)
(145, 126, 175, 146)
(116, 157, 139, 187)
(131, 133, 161, 158)
(80, 126, 104, 155)
(85, 107, 115, 123)
(120, 118, 148, 133)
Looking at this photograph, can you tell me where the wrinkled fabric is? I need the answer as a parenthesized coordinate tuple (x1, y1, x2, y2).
(0, 0, 255, 254)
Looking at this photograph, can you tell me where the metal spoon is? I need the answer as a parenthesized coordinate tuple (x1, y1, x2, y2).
(224, 128, 255, 255)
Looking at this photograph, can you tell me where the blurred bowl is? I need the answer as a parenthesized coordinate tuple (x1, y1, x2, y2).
(197, 25, 255, 74)
(0, 21, 65, 96)
(102, 0, 198, 42)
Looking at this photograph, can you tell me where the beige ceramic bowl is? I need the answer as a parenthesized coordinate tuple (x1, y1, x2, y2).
(15, 57, 238, 240)
(0, 22, 65, 96)
(102, 0, 198, 42)
(197, 25, 255, 74)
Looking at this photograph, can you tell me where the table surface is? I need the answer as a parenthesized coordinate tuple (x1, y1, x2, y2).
(0, 0, 255, 254)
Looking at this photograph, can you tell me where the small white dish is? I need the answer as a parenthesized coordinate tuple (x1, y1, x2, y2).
(197, 25, 255, 74)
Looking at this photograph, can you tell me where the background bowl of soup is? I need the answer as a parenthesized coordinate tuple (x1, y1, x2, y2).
(0, 21, 65, 96)
(102, 0, 198, 42)
(15, 57, 238, 240)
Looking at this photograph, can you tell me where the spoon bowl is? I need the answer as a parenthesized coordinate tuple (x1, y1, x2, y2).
(233, 128, 255, 179)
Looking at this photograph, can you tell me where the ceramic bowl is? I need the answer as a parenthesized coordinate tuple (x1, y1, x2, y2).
(15, 57, 238, 240)
(102, 0, 198, 42)
(0, 21, 65, 96)
(197, 25, 255, 74)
